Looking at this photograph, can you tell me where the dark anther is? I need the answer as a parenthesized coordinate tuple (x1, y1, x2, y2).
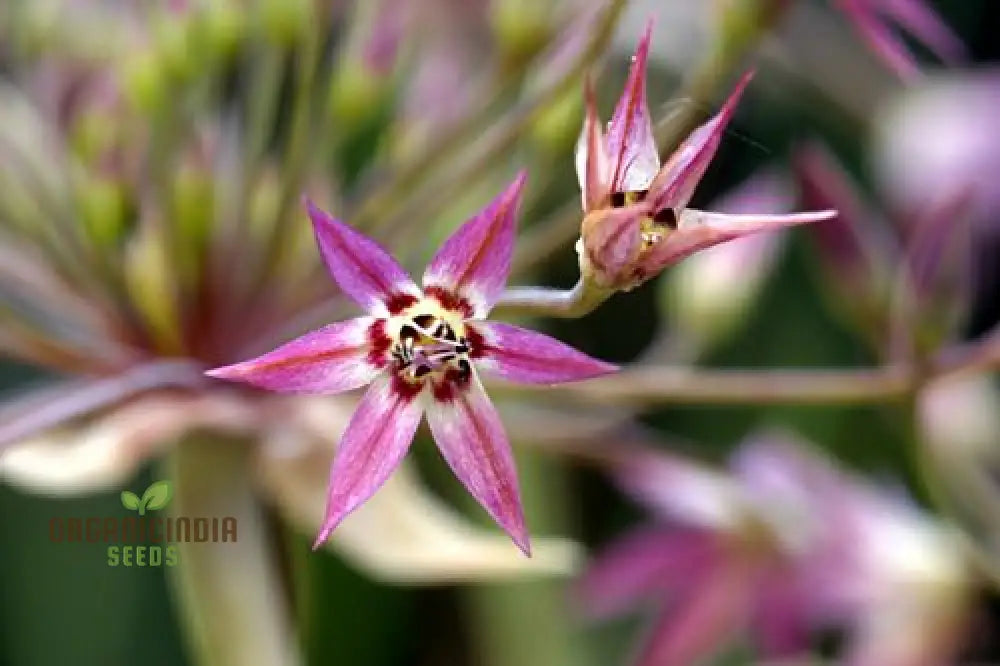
(413, 314, 435, 329)
(442, 325, 458, 342)
(399, 324, 418, 341)
(457, 359, 472, 380)
(610, 191, 626, 207)
(414, 365, 431, 378)
(653, 207, 678, 229)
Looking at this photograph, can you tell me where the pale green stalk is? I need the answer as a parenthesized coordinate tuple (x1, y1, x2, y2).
(166, 435, 301, 666)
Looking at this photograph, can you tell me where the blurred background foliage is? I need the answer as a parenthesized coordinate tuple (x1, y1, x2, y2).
(0, 0, 998, 665)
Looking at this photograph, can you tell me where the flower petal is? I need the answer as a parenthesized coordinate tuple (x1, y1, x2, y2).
(580, 204, 646, 288)
(636, 559, 755, 666)
(306, 199, 420, 316)
(312, 374, 423, 548)
(792, 143, 897, 296)
(605, 19, 659, 193)
(575, 77, 611, 212)
(473, 321, 617, 384)
(753, 570, 812, 658)
(615, 450, 744, 530)
(647, 70, 753, 213)
(642, 208, 837, 273)
(255, 401, 583, 582)
(0, 394, 258, 494)
(424, 375, 529, 554)
(878, 0, 966, 63)
(840, 2, 921, 80)
(577, 527, 717, 619)
(422, 172, 527, 317)
(205, 317, 379, 394)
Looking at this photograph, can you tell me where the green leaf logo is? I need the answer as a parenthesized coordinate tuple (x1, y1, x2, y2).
(120, 491, 141, 511)
(120, 481, 173, 515)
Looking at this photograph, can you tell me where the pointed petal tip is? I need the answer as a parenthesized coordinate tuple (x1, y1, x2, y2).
(719, 69, 755, 118)
(311, 523, 335, 551)
(635, 16, 655, 58)
(506, 169, 529, 202)
(204, 365, 238, 381)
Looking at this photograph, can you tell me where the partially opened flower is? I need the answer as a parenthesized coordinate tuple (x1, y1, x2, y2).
(207, 172, 617, 554)
(574, 22, 836, 292)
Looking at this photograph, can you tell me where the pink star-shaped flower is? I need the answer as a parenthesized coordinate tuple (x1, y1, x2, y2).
(207, 172, 617, 554)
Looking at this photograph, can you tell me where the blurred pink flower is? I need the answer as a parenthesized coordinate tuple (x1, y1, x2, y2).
(834, 0, 965, 79)
(575, 21, 835, 291)
(207, 173, 616, 553)
(579, 432, 970, 666)
(793, 141, 975, 355)
(874, 70, 1000, 220)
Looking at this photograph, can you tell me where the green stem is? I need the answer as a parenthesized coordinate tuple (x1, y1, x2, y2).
(495, 278, 613, 319)
(463, 451, 590, 666)
(353, 0, 627, 234)
(166, 435, 301, 666)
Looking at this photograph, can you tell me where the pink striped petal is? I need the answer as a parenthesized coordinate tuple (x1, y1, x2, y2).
(878, 0, 966, 63)
(642, 208, 837, 273)
(425, 376, 529, 554)
(605, 19, 660, 193)
(312, 374, 424, 548)
(205, 317, 379, 394)
(422, 173, 527, 317)
(648, 71, 753, 213)
(840, 2, 921, 80)
(753, 570, 812, 658)
(473, 321, 617, 384)
(575, 77, 612, 212)
(306, 199, 420, 316)
(637, 560, 755, 666)
(792, 143, 897, 294)
(578, 527, 718, 619)
(580, 204, 646, 287)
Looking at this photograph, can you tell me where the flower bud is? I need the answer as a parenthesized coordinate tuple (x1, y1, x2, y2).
(893, 187, 975, 357)
(491, 0, 552, 72)
(328, 0, 403, 131)
(120, 49, 167, 114)
(529, 87, 582, 156)
(76, 173, 127, 249)
(124, 220, 183, 354)
(259, 0, 314, 46)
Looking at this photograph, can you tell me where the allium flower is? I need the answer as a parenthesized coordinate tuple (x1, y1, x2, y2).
(578, 432, 971, 666)
(793, 141, 975, 355)
(207, 173, 617, 554)
(574, 22, 836, 291)
(833, 0, 966, 80)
